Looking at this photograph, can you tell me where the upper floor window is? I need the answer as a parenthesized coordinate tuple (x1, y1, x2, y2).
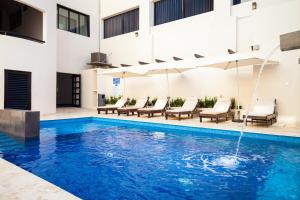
(154, 0, 214, 26)
(104, 8, 139, 39)
(232, 0, 251, 5)
(0, 0, 44, 43)
(57, 5, 90, 37)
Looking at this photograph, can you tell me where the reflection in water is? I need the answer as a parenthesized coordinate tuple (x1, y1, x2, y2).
(152, 132, 166, 140)
(0, 133, 41, 164)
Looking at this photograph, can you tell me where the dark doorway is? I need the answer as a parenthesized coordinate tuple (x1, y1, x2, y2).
(4, 69, 31, 110)
(56, 73, 81, 107)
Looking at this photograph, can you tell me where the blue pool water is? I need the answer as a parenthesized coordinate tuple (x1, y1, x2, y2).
(0, 117, 300, 200)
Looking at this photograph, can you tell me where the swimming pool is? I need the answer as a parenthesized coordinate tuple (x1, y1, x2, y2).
(0, 117, 300, 200)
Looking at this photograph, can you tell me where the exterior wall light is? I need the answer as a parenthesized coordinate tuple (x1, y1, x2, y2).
(251, 45, 260, 51)
(135, 32, 139, 37)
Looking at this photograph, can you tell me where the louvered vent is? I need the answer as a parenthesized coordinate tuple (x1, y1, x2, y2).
(5, 70, 31, 110)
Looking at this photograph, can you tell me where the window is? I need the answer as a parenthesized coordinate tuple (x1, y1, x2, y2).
(57, 5, 90, 37)
(233, 0, 241, 5)
(58, 7, 68, 31)
(154, 0, 214, 26)
(232, 0, 251, 5)
(154, 0, 182, 25)
(104, 9, 139, 39)
(0, 0, 44, 43)
(80, 15, 89, 36)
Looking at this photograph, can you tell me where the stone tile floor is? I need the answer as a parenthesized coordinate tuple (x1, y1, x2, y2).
(43, 108, 300, 137)
(0, 159, 79, 200)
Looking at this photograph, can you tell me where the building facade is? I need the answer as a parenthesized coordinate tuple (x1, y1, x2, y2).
(99, 0, 300, 124)
(0, 0, 100, 114)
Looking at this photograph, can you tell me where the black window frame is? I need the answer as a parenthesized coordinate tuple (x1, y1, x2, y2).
(0, 0, 44, 43)
(232, 0, 251, 6)
(103, 8, 139, 39)
(154, 0, 214, 26)
(57, 4, 90, 37)
(232, 0, 241, 5)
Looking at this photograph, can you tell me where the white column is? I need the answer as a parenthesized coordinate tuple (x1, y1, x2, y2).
(137, 0, 153, 62)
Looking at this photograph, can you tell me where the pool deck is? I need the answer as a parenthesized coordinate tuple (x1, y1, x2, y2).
(0, 159, 80, 200)
(1, 107, 299, 200)
(43, 108, 300, 137)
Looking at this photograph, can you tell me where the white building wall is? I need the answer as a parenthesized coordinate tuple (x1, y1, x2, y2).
(0, 0, 57, 114)
(56, 0, 100, 74)
(100, 0, 300, 124)
(0, 0, 101, 114)
(0, 0, 299, 122)
(56, 0, 101, 109)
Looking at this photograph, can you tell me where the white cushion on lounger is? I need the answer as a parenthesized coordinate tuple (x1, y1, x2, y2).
(115, 99, 126, 108)
(168, 98, 198, 112)
(181, 98, 198, 111)
(200, 109, 223, 115)
(249, 98, 275, 116)
(153, 99, 168, 110)
(135, 98, 148, 108)
(212, 99, 231, 113)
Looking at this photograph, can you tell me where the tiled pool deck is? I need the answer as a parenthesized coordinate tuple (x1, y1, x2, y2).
(43, 108, 300, 137)
(0, 159, 79, 200)
(1, 108, 300, 200)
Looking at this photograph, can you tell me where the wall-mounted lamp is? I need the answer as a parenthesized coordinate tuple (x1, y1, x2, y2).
(135, 32, 139, 37)
(252, 2, 257, 10)
(251, 45, 260, 51)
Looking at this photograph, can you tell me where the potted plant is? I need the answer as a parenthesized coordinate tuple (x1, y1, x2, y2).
(170, 97, 185, 108)
(105, 95, 122, 105)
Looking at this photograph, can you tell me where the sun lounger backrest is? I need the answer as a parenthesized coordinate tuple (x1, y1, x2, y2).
(135, 98, 148, 108)
(253, 99, 275, 115)
(181, 98, 198, 111)
(115, 99, 126, 108)
(154, 99, 168, 110)
(212, 99, 231, 113)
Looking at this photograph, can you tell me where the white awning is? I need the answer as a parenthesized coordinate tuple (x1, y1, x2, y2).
(100, 67, 146, 78)
(183, 52, 279, 70)
(101, 52, 279, 75)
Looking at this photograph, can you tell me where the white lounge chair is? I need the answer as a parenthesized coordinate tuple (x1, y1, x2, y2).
(245, 98, 277, 127)
(199, 99, 231, 123)
(137, 98, 168, 118)
(117, 98, 148, 116)
(97, 98, 127, 114)
(165, 98, 198, 120)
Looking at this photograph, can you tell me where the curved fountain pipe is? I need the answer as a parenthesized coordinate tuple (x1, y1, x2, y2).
(234, 45, 280, 159)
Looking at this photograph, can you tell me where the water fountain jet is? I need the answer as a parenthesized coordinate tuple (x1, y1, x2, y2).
(234, 45, 280, 160)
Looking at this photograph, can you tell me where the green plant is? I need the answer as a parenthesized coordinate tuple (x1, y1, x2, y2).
(170, 97, 185, 107)
(148, 98, 157, 106)
(105, 95, 122, 104)
(197, 96, 218, 108)
(230, 97, 236, 110)
(127, 98, 137, 106)
(230, 97, 242, 109)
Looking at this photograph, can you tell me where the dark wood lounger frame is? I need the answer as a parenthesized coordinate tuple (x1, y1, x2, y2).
(137, 109, 165, 118)
(117, 108, 139, 116)
(199, 112, 230, 123)
(97, 107, 118, 114)
(165, 110, 195, 120)
(244, 113, 277, 127)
